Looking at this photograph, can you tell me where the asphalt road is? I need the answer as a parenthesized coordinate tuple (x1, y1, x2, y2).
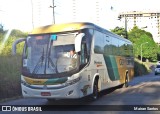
(1, 71, 160, 114)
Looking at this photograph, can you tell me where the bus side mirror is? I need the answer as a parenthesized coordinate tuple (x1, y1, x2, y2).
(12, 38, 26, 55)
(75, 33, 85, 52)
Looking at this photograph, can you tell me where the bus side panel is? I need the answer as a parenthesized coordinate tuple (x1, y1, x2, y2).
(79, 54, 108, 97)
(103, 55, 134, 84)
(115, 57, 134, 83)
(103, 55, 120, 81)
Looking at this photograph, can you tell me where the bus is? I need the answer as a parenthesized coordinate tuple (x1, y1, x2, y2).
(12, 22, 134, 101)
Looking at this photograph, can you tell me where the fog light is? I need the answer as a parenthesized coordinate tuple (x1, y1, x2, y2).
(67, 90, 73, 96)
(23, 90, 27, 94)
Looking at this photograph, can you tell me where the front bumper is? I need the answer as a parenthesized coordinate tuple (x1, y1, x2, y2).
(21, 82, 81, 99)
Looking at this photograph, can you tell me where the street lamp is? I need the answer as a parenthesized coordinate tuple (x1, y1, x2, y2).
(141, 42, 148, 62)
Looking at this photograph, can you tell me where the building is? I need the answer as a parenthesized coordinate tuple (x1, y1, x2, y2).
(55, 0, 109, 28)
(118, 11, 160, 43)
(71, 0, 101, 24)
(60, 0, 104, 24)
(31, 0, 53, 28)
(31, 0, 104, 28)
(31, 0, 114, 30)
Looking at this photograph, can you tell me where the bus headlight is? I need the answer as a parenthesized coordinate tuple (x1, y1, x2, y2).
(65, 76, 81, 86)
(21, 80, 30, 87)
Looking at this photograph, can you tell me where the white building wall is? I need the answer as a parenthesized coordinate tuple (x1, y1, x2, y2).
(119, 11, 160, 43)
(32, 0, 53, 28)
(54, 0, 109, 29)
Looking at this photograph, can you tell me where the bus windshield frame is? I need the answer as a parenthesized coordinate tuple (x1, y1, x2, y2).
(22, 32, 80, 79)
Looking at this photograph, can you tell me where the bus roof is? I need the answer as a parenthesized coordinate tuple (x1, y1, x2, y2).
(30, 22, 131, 43)
(30, 22, 96, 35)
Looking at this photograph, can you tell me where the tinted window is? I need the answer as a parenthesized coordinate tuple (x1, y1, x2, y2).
(82, 29, 93, 56)
(104, 36, 112, 55)
(119, 40, 125, 56)
(111, 37, 119, 55)
(94, 31, 104, 54)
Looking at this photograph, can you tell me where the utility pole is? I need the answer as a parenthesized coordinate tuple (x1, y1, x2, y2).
(30, 0, 34, 29)
(124, 16, 128, 39)
(50, 0, 56, 24)
(118, 15, 128, 39)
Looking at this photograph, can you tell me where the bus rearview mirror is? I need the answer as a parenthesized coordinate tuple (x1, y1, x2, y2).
(12, 38, 26, 55)
(75, 33, 85, 52)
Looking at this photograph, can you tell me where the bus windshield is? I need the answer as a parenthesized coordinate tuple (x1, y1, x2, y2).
(22, 33, 78, 76)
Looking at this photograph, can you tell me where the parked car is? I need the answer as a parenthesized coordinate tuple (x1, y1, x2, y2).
(157, 61, 160, 65)
(155, 65, 160, 75)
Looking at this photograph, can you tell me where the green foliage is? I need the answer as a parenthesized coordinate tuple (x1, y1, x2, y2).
(128, 26, 158, 62)
(110, 26, 126, 38)
(128, 26, 153, 43)
(134, 60, 149, 76)
(0, 29, 26, 100)
(0, 31, 5, 41)
(0, 29, 26, 56)
(10, 29, 27, 38)
(0, 24, 4, 32)
(0, 55, 21, 100)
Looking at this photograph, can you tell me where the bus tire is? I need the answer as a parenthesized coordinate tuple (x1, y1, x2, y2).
(90, 79, 99, 101)
(123, 72, 129, 88)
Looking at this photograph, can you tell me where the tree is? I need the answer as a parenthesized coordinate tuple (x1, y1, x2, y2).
(0, 24, 3, 32)
(0, 29, 27, 56)
(110, 26, 126, 38)
(0, 24, 5, 41)
(10, 29, 27, 38)
(128, 26, 158, 62)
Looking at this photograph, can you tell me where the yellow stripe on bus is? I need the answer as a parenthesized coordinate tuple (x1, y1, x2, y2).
(24, 77, 47, 85)
(31, 22, 86, 35)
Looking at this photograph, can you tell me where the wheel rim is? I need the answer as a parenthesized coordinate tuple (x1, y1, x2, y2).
(125, 74, 129, 87)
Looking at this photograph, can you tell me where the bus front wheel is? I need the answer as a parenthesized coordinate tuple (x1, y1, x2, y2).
(91, 79, 99, 101)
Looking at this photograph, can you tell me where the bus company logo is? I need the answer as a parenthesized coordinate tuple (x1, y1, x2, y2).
(94, 61, 103, 67)
(2, 106, 11, 111)
(94, 61, 102, 65)
(43, 85, 47, 89)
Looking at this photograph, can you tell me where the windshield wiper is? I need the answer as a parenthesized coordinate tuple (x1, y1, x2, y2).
(32, 48, 45, 74)
(47, 40, 58, 73)
(32, 39, 58, 75)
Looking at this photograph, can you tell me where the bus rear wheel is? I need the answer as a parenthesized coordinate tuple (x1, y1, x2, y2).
(123, 73, 129, 88)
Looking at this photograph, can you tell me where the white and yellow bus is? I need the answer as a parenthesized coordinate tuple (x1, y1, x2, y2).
(12, 22, 134, 101)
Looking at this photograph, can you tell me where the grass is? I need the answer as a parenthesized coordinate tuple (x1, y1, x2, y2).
(134, 59, 152, 76)
(0, 55, 22, 100)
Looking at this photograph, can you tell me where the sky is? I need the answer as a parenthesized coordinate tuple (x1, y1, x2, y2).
(0, 0, 160, 32)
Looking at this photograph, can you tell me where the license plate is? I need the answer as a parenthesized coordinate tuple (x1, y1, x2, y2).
(41, 92, 51, 96)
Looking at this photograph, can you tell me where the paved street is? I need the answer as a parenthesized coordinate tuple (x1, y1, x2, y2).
(1, 71, 160, 114)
